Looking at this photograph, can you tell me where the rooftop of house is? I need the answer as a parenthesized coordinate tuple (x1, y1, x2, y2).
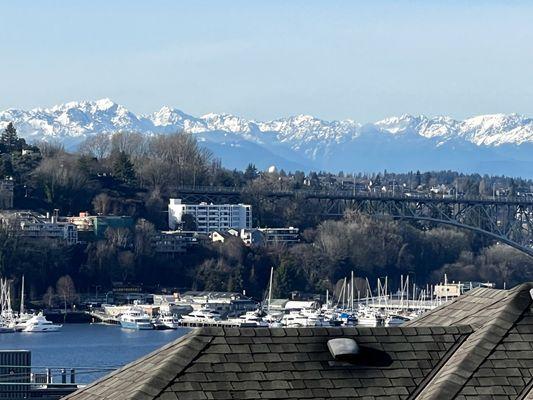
(64, 282, 533, 400)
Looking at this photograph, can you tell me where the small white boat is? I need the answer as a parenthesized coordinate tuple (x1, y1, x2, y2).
(119, 307, 153, 330)
(22, 313, 62, 332)
(385, 314, 410, 326)
(357, 311, 380, 327)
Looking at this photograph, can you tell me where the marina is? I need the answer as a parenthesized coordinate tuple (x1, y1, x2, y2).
(83, 274, 488, 329)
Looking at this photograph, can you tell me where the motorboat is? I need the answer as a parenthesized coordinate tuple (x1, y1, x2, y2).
(385, 314, 410, 326)
(0, 321, 14, 333)
(22, 313, 62, 332)
(13, 312, 36, 332)
(180, 309, 222, 325)
(337, 311, 358, 327)
(300, 310, 332, 327)
(119, 307, 153, 330)
(152, 314, 180, 330)
(229, 310, 269, 327)
(280, 312, 304, 327)
(357, 306, 383, 327)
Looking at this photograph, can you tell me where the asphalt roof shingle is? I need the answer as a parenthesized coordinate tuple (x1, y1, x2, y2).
(65, 283, 533, 400)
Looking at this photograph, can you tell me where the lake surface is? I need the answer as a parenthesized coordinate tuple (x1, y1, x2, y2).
(0, 324, 190, 384)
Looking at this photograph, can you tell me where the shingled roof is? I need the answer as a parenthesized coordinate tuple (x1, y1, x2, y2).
(65, 282, 533, 400)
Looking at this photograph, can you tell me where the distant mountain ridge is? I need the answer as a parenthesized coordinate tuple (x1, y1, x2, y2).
(2, 98, 533, 176)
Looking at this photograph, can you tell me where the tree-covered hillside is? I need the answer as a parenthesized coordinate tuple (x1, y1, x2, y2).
(0, 124, 532, 303)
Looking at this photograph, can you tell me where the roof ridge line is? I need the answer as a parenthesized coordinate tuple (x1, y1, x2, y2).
(414, 284, 533, 400)
(147, 333, 214, 400)
(407, 327, 471, 400)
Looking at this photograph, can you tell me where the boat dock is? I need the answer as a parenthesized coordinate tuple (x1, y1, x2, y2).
(87, 310, 245, 328)
(86, 311, 120, 325)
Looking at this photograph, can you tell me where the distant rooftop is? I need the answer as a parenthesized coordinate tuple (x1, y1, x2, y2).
(65, 283, 533, 400)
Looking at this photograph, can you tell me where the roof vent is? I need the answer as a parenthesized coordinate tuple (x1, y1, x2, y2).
(327, 338, 359, 361)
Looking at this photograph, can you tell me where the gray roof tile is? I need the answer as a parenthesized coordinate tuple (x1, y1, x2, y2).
(65, 283, 533, 400)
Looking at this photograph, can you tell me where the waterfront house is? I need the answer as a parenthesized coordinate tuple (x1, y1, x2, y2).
(0, 210, 78, 245)
(257, 226, 300, 245)
(210, 230, 232, 244)
(67, 213, 134, 240)
(152, 230, 200, 254)
(65, 282, 533, 399)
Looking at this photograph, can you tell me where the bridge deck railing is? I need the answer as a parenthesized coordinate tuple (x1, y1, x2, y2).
(174, 185, 533, 205)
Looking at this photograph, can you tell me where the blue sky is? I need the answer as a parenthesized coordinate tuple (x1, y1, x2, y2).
(1, 1, 532, 121)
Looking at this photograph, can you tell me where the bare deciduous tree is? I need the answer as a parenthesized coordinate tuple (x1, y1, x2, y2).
(92, 193, 112, 215)
(79, 133, 111, 160)
(56, 275, 78, 307)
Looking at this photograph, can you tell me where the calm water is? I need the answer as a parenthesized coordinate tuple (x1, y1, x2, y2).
(0, 324, 190, 383)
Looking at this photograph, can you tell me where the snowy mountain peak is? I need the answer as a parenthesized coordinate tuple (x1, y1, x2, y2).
(2, 99, 533, 175)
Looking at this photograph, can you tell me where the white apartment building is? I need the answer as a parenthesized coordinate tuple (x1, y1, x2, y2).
(168, 199, 252, 233)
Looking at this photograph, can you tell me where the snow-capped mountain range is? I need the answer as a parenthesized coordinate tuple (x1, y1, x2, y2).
(2, 98, 533, 176)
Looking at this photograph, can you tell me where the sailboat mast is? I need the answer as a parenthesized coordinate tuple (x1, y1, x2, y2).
(20, 275, 25, 315)
(343, 277, 347, 309)
(267, 267, 273, 313)
(350, 271, 354, 312)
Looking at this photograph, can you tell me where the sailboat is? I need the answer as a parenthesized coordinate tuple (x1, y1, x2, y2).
(14, 276, 36, 331)
(263, 267, 282, 326)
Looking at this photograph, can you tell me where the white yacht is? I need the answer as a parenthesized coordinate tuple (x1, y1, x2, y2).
(280, 312, 304, 327)
(230, 310, 269, 327)
(13, 312, 36, 332)
(22, 313, 62, 332)
(180, 309, 222, 325)
(119, 307, 153, 330)
(280, 311, 321, 327)
(356, 310, 381, 327)
(153, 314, 180, 329)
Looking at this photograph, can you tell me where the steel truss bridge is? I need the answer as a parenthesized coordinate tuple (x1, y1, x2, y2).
(174, 186, 533, 257)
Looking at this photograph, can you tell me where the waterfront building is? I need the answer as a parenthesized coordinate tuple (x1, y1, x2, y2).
(257, 226, 300, 245)
(0, 210, 78, 245)
(179, 291, 257, 317)
(0, 177, 14, 209)
(111, 283, 145, 303)
(168, 198, 252, 233)
(65, 282, 533, 400)
(213, 227, 297, 246)
(67, 213, 134, 239)
(152, 230, 200, 253)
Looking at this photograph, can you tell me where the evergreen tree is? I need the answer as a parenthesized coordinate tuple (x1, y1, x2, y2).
(509, 178, 518, 197)
(0, 123, 23, 153)
(112, 151, 136, 185)
(244, 163, 258, 181)
(373, 173, 382, 187)
(0, 156, 13, 177)
(415, 170, 422, 188)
